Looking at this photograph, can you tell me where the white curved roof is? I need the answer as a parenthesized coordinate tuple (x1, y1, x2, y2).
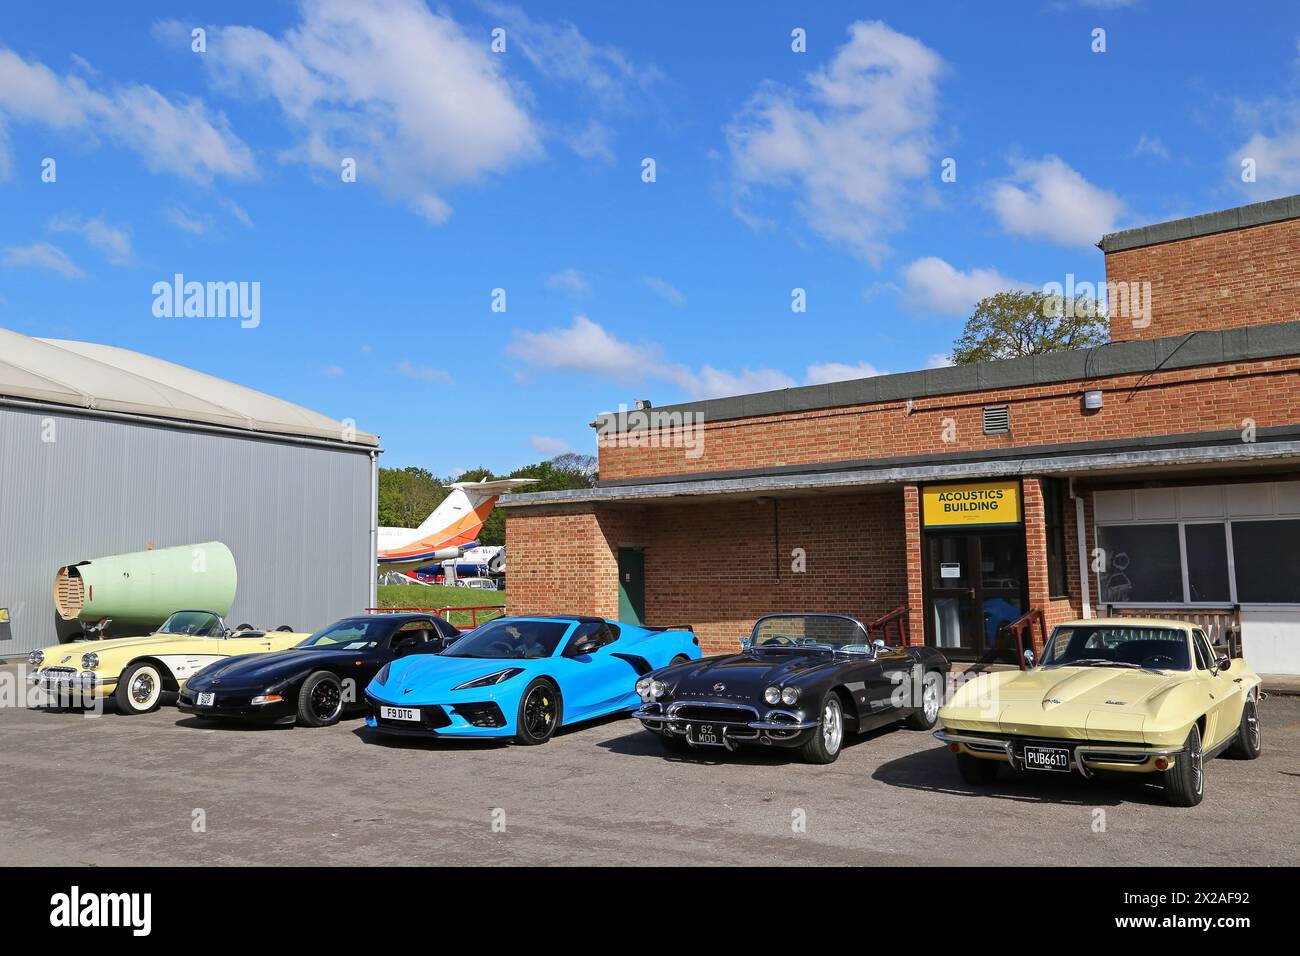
(0, 327, 378, 447)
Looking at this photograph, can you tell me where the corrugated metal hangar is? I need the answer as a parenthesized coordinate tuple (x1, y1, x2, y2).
(0, 328, 380, 656)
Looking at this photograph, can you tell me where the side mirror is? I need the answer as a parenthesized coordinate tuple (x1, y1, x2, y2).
(870, 638, 886, 657)
(740, 635, 752, 651)
(1216, 656, 1231, 672)
(1023, 648, 1036, 668)
(572, 639, 601, 656)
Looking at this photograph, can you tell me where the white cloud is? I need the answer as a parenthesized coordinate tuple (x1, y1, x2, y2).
(1, 241, 85, 278)
(509, 315, 657, 382)
(529, 434, 575, 456)
(726, 20, 944, 262)
(805, 361, 884, 385)
(510, 315, 889, 400)
(1134, 134, 1169, 159)
(322, 364, 345, 378)
(926, 353, 954, 369)
(397, 359, 451, 384)
(479, 2, 661, 106)
(901, 256, 1030, 316)
(165, 206, 208, 235)
(0, 48, 255, 184)
(48, 214, 131, 265)
(546, 268, 592, 296)
(641, 275, 684, 306)
(193, 0, 541, 222)
(987, 155, 1124, 247)
(568, 120, 615, 162)
(1232, 111, 1300, 194)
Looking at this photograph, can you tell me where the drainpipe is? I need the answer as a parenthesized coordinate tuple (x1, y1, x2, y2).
(1071, 478, 1092, 619)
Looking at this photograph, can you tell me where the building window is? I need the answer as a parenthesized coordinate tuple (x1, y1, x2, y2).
(1096, 524, 1183, 603)
(1230, 520, 1300, 603)
(1042, 479, 1068, 598)
(1184, 523, 1230, 602)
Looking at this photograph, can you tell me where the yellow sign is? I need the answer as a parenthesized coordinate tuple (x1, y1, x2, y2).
(0, 608, 7, 623)
(923, 481, 1021, 528)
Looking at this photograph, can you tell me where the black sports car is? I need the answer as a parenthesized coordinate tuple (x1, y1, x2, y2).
(178, 614, 459, 727)
(633, 613, 950, 763)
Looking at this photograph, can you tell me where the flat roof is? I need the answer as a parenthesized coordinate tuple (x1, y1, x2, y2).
(593, 319, 1300, 434)
(1099, 193, 1300, 254)
(0, 327, 378, 447)
(503, 431, 1300, 508)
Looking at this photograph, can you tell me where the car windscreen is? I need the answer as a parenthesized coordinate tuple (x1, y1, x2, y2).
(296, 618, 394, 648)
(440, 619, 570, 659)
(752, 615, 868, 651)
(158, 611, 223, 637)
(1041, 625, 1191, 671)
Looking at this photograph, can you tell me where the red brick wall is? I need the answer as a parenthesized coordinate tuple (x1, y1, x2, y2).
(642, 492, 907, 654)
(507, 492, 908, 656)
(1106, 218, 1300, 342)
(903, 485, 924, 647)
(597, 357, 1300, 481)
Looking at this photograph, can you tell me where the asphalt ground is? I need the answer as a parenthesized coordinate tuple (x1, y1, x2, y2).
(0, 663, 1295, 866)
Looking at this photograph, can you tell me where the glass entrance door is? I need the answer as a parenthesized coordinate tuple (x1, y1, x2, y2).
(925, 531, 1027, 658)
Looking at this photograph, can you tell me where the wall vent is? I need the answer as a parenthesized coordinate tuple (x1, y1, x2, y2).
(982, 405, 1010, 435)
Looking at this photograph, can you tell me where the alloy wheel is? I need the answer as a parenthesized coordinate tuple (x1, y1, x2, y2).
(822, 698, 843, 754)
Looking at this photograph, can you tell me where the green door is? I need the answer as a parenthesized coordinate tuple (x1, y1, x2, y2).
(617, 547, 645, 625)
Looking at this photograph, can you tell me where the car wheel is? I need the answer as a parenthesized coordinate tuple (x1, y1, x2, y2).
(905, 670, 943, 730)
(514, 679, 560, 745)
(800, 692, 844, 764)
(115, 662, 164, 715)
(297, 671, 345, 727)
(1164, 724, 1205, 807)
(1226, 697, 1262, 760)
(956, 753, 1000, 785)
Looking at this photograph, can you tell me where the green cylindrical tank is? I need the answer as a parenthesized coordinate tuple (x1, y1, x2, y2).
(54, 541, 238, 628)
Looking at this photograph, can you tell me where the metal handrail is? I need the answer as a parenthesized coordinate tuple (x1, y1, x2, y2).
(1005, 607, 1048, 669)
(866, 605, 909, 646)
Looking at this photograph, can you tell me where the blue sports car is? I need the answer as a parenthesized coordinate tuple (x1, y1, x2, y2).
(363, 615, 701, 744)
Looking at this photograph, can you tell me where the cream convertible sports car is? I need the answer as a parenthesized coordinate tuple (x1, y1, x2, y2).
(935, 619, 1262, 806)
(27, 611, 309, 715)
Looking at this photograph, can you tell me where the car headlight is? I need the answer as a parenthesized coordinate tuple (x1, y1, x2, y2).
(453, 667, 524, 691)
(81, 652, 99, 670)
(251, 693, 284, 705)
(780, 686, 800, 706)
(635, 677, 653, 698)
(28, 650, 43, 667)
(649, 679, 668, 699)
(764, 686, 781, 705)
(374, 663, 391, 686)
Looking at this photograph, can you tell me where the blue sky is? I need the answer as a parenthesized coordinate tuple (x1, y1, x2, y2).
(2, 0, 1298, 473)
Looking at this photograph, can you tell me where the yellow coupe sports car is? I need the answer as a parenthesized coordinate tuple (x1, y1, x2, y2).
(27, 610, 309, 715)
(935, 618, 1262, 806)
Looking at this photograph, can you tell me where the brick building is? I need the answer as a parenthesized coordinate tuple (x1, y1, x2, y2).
(503, 195, 1300, 676)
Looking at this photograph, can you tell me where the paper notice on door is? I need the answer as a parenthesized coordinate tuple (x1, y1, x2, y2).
(940, 563, 962, 579)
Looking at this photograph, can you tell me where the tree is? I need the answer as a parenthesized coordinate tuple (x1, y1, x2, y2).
(948, 291, 1109, 365)
(377, 466, 445, 528)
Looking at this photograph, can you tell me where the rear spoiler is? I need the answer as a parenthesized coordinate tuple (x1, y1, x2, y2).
(646, 623, 693, 633)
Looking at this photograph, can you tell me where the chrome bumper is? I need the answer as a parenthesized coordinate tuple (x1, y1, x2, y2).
(634, 702, 818, 749)
(933, 730, 1185, 778)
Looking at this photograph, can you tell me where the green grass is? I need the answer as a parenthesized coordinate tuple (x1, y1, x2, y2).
(376, 584, 506, 629)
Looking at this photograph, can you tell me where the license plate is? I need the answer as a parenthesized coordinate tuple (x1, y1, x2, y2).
(1023, 745, 1071, 772)
(690, 723, 724, 747)
(381, 705, 420, 722)
(197, 692, 215, 707)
